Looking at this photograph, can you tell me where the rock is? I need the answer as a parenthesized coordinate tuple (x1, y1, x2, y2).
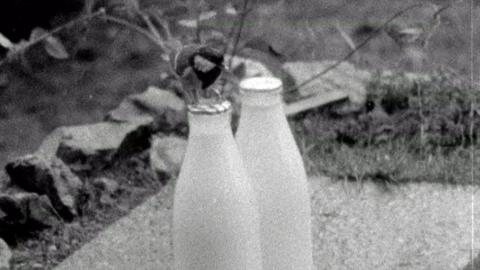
(31, 262, 44, 270)
(282, 61, 371, 115)
(48, 244, 58, 252)
(29, 194, 63, 227)
(55, 121, 153, 172)
(35, 127, 66, 161)
(35, 87, 186, 173)
(93, 177, 119, 196)
(106, 86, 186, 132)
(5, 155, 82, 221)
(0, 191, 61, 228)
(0, 238, 11, 270)
(98, 193, 115, 206)
(149, 135, 187, 183)
(92, 177, 120, 206)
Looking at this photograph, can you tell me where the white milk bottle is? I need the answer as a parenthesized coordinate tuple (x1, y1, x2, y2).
(236, 77, 313, 270)
(173, 100, 263, 270)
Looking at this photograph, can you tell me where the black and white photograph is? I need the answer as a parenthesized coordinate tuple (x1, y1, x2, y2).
(0, 0, 479, 269)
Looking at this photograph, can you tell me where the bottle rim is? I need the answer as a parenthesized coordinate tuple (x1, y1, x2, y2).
(187, 100, 231, 115)
(239, 76, 283, 94)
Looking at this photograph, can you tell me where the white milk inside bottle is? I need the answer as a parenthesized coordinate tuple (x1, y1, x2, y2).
(236, 77, 313, 270)
(173, 101, 263, 270)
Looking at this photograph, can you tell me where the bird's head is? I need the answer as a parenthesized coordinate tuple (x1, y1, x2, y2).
(171, 44, 228, 104)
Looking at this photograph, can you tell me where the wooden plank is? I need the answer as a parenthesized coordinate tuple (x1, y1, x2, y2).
(284, 91, 349, 116)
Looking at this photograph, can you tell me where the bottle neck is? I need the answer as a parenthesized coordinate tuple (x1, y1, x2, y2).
(187, 110, 232, 136)
(240, 90, 283, 108)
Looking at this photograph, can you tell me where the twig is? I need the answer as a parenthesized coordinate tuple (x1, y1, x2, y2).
(222, 16, 237, 55)
(0, 8, 106, 68)
(227, 0, 250, 69)
(284, 3, 424, 94)
(139, 11, 162, 41)
(195, 2, 202, 43)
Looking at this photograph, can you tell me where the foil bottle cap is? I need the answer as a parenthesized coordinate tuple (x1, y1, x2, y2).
(239, 77, 283, 94)
(187, 100, 232, 114)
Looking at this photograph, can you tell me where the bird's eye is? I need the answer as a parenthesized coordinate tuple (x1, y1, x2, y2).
(194, 55, 216, 73)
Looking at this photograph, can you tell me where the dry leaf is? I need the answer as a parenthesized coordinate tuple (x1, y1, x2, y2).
(0, 33, 13, 49)
(44, 35, 70, 59)
(177, 11, 217, 28)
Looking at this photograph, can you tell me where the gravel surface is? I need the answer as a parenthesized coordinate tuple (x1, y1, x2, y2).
(55, 177, 480, 270)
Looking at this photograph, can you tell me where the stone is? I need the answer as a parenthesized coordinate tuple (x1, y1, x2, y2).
(0, 238, 11, 270)
(35, 127, 66, 161)
(55, 121, 153, 172)
(149, 135, 187, 183)
(0, 191, 61, 228)
(0, 192, 28, 226)
(106, 86, 186, 132)
(92, 177, 119, 206)
(5, 155, 82, 221)
(28, 194, 63, 227)
(282, 61, 371, 115)
(35, 87, 186, 173)
(32, 262, 44, 270)
(93, 177, 119, 196)
(48, 245, 58, 252)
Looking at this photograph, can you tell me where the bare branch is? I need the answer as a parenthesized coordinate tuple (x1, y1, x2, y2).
(284, 3, 425, 94)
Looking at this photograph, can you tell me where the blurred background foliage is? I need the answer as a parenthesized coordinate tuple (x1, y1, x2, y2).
(0, 0, 479, 185)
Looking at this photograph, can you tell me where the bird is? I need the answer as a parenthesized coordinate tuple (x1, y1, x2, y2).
(172, 44, 224, 91)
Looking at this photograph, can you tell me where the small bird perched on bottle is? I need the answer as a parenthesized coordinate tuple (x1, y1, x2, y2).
(171, 43, 225, 103)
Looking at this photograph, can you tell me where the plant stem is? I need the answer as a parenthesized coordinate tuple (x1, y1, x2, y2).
(227, 0, 250, 69)
(139, 11, 162, 41)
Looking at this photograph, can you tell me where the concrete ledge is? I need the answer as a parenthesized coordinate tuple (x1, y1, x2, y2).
(55, 177, 480, 270)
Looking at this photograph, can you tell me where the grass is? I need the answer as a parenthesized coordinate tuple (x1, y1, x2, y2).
(9, 150, 164, 270)
(0, 1, 479, 268)
(293, 68, 480, 186)
(1, 0, 479, 167)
